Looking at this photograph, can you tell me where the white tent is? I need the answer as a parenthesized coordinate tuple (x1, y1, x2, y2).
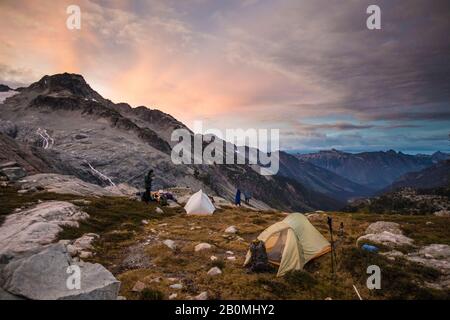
(184, 190, 216, 215)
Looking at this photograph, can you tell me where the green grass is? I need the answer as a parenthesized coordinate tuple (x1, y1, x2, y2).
(284, 270, 318, 289)
(209, 258, 225, 269)
(57, 196, 177, 240)
(140, 288, 165, 300)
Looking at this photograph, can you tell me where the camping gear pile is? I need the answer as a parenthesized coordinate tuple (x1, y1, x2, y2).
(152, 190, 175, 206)
(244, 213, 331, 276)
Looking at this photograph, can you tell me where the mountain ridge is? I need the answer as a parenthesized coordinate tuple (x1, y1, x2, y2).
(383, 160, 450, 192)
(0, 73, 350, 211)
(295, 149, 448, 190)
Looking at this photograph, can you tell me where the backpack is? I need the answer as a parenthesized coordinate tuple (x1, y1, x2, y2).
(247, 240, 271, 273)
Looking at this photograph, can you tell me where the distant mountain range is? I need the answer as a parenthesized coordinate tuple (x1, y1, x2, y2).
(295, 149, 449, 190)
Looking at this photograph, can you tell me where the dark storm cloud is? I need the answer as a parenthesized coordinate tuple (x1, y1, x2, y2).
(268, 0, 450, 121)
(295, 122, 375, 131)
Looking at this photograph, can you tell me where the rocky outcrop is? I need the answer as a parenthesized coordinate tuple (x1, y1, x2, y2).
(66, 233, 99, 259)
(0, 201, 120, 300)
(357, 232, 414, 248)
(381, 244, 450, 290)
(407, 244, 450, 275)
(365, 221, 403, 235)
(0, 244, 120, 300)
(357, 221, 414, 248)
(0, 201, 89, 255)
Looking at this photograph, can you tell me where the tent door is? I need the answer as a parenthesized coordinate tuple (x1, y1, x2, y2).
(266, 229, 288, 264)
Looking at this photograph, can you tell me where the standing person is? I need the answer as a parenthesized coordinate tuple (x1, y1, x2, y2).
(235, 188, 241, 207)
(244, 191, 252, 205)
(143, 169, 154, 203)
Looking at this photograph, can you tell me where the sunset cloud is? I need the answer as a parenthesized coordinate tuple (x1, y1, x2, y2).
(0, 0, 448, 153)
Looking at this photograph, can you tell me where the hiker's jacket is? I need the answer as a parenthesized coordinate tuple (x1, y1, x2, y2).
(235, 189, 241, 204)
(145, 174, 153, 190)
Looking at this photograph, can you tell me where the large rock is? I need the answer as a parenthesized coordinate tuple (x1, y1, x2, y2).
(357, 231, 414, 248)
(417, 244, 450, 260)
(0, 201, 89, 255)
(358, 221, 413, 248)
(195, 243, 212, 252)
(406, 244, 450, 275)
(380, 250, 404, 260)
(67, 233, 99, 258)
(365, 221, 402, 235)
(72, 233, 99, 252)
(0, 244, 120, 300)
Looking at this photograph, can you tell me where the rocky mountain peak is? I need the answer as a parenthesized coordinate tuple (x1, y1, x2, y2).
(27, 73, 103, 100)
(431, 151, 450, 161)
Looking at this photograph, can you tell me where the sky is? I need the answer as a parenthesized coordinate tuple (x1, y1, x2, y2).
(0, 0, 449, 154)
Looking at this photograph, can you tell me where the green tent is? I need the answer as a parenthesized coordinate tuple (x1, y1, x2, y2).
(244, 213, 331, 276)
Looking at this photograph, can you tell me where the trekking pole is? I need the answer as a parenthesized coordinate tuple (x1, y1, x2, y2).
(332, 220, 338, 266)
(327, 216, 336, 276)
